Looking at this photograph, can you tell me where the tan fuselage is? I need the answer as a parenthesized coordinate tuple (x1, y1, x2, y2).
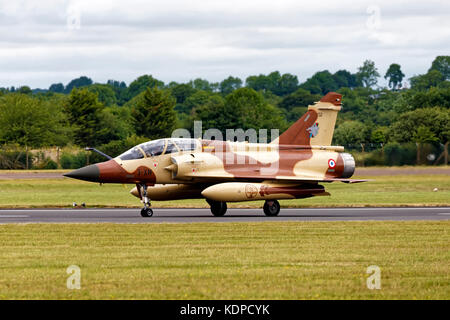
(119, 140, 354, 202)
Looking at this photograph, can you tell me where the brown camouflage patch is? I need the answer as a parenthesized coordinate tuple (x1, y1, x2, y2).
(98, 160, 156, 184)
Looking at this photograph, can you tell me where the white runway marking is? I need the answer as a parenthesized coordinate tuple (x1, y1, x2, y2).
(0, 215, 29, 218)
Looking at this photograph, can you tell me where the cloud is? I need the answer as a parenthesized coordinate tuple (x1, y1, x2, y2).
(0, 0, 449, 88)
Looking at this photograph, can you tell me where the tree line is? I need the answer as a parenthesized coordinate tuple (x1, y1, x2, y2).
(0, 56, 449, 167)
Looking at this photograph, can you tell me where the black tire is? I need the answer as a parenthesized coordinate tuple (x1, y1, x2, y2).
(263, 200, 280, 217)
(210, 201, 227, 217)
(140, 207, 153, 217)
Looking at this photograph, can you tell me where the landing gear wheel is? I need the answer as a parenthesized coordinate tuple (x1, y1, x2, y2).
(140, 207, 153, 217)
(263, 200, 280, 217)
(209, 201, 227, 217)
(138, 183, 153, 217)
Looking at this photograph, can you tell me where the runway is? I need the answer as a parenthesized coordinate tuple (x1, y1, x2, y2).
(0, 207, 449, 223)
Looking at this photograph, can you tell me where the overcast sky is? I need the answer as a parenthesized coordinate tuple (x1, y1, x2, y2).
(1, 0, 449, 89)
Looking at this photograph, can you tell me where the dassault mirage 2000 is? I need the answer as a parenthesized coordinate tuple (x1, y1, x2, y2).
(64, 92, 365, 217)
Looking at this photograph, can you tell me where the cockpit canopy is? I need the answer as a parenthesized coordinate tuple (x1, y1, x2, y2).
(118, 138, 198, 161)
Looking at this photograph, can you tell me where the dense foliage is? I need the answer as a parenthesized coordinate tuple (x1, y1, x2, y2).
(0, 57, 449, 167)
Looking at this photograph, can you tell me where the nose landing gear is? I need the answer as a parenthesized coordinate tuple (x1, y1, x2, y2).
(138, 183, 153, 217)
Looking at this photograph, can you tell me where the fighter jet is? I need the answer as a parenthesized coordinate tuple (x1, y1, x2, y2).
(64, 92, 365, 217)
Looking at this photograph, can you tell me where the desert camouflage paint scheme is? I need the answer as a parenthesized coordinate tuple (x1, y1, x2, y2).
(64, 92, 365, 217)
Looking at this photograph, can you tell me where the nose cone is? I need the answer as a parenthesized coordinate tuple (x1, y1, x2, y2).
(64, 164, 100, 182)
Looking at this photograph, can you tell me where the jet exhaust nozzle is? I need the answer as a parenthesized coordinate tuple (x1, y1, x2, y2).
(340, 153, 355, 178)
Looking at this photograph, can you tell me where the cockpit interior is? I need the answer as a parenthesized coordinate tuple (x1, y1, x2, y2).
(118, 138, 198, 161)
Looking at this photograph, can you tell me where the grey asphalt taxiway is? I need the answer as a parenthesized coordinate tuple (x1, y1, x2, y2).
(0, 207, 449, 223)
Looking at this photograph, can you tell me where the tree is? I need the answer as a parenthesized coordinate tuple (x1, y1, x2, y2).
(223, 88, 287, 131)
(409, 87, 450, 110)
(125, 75, 164, 102)
(107, 80, 127, 105)
(87, 84, 117, 106)
(189, 94, 226, 132)
(300, 70, 338, 95)
(413, 126, 439, 144)
(336, 87, 372, 117)
(413, 126, 439, 164)
(168, 89, 216, 117)
(384, 63, 405, 90)
(429, 56, 450, 80)
(370, 126, 389, 144)
(410, 70, 445, 91)
(210, 82, 220, 92)
(191, 88, 287, 135)
(220, 76, 242, 95)
(0, 94, 69, 147)
(278, 88, 321, 122)
(333, 121, 367, 147)
(131, 87, 177, 139)
(356, 60, 380, 88)
(245, 74, 270, 92)
(18, 86, 32, 94)
(170, 83, 196, 104)
(333, 70, 360, 88)
(246, 71, 298, 96)
(64, 76, 93, 93)
(390, 107, 450, 145)
(189, 78, 214, 92)
(107, 80, 127, 89)
(49, 83, 65, 93)
(277, 73, 299, 96)
(63, 88, 109, 146)
(183, 90, 217, 112)
(100, 106, 135, 142)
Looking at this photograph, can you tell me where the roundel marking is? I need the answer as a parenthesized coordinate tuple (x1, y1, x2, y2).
(328, 159, 336, 169)
(245, 184, 258, 199)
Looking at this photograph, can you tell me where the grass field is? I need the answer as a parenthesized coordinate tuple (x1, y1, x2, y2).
(0, 171, 449, 208)
(0, 221, 448, 299)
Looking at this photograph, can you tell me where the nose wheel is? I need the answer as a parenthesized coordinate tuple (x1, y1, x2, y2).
(138, 183, 153, 217)
(263, 200, 280, 216)
(141, 207, 153, 217)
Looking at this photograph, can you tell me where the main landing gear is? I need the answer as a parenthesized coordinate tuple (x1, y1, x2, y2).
(207, 200, 228, 217)
(138, 184, 153, 217)
(206, 199, 281, 217)
(263, 200, 280, 217)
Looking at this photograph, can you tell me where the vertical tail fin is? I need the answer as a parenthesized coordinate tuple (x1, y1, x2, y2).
(273, 92, 342, 146)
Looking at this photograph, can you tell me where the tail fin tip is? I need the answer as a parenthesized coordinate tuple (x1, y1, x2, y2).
(319, 92, 342, 106)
